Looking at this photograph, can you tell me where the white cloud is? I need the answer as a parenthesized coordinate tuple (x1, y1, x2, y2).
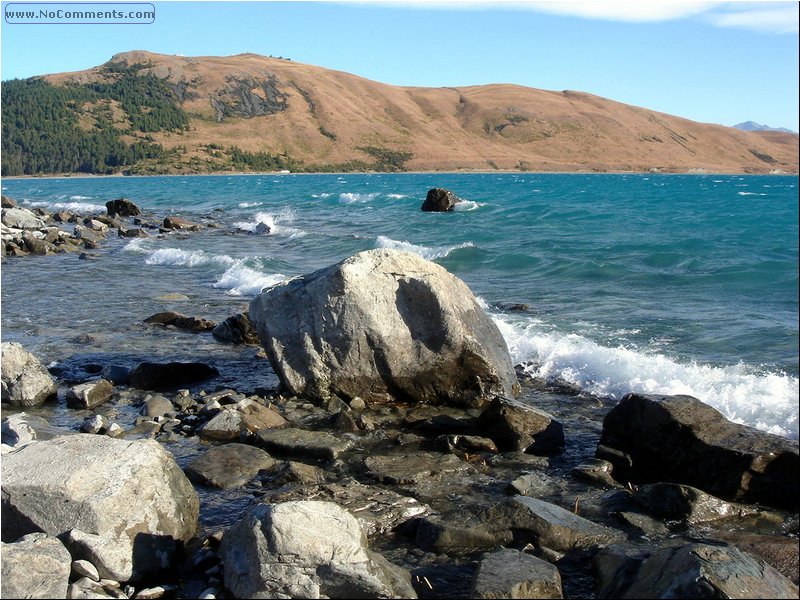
(707, 3, 799, 34)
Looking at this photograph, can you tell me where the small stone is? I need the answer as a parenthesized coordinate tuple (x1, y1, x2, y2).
(73, 559, 101, 581)
(105, 423, 124, 438)
(133, 586, 166, 599)
(198, 588, 218, 600)
(81, 414, 108, 434)
(349, 397, 367, 411)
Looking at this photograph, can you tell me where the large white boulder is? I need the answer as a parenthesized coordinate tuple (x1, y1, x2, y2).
(1, 435, 199, 582)
(249, 249, 519, 407)
(220, 500, 417, 598)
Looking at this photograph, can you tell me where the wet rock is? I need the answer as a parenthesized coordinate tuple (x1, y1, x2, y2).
(66, 379, 114, 410)
(249, 248, 519, 407)
(613, 511, 670, 537)
(476, 396, 564, 454)
(220, 500, 417, 598)
(708, 531, 800, 585)
(197, 399, 288, 441)
(596, 393, 799, 509)
(1, 342, 58, 407)
(211, 312, 260, 344)
(509, 471, 568, 497)
(81, 414, 109, 434)
(129, 362, 219, 390)
(162, 216, 201, 231)
(2, 412, 72, 448)
(143, 311, 216, 332)
(633, 482, 758, 524)
(263, 479, 430, 538)
(141, 395, 174, 418)
(268, 460, 328, 486)
(185, 443, 276, 489)
(1, 435, 199, 582)
(509, 496, 624, 552)
(470, 547, 563, 599)
(421, 188, 463, 212)
(571, 459, 619, 488)
(106, 198, 141, 218)
(1, 195, 17, 208)
(415, 512, 512, 554)
(1, 532, 72, 599)
(118, 227, 149, 238)
(593, 542, 800, 599)
(256, 427, 352, 460)
(364, 452, 471, 485)
(439, 434, 499, 454)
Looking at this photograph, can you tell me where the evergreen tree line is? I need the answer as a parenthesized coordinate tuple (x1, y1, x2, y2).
(1, 63, 188, 175)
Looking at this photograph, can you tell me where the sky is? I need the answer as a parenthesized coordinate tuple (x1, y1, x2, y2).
(1, 0, 798, 131)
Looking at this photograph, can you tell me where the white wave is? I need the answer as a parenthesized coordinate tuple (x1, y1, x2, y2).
(212, 262, 286, 296)
(453, 200, 486, 211)
(233, 210, 306, 238)
(312, 193, 333, 198)
(339, 192, 379, 204)
(69, 195, 93, 200)
(737, 192, 767, 196)
(375, 235, 475, 261)
(492, 314, 799, 438)
(22, 199, 105, 213)
(238, 201, 264, 208)
(144, 248, 236, 268)
(386, 193, 407, 199)
(121, 238, 152, 254)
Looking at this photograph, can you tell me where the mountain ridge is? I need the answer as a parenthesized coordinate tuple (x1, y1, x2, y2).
(6, 50, 798, 175)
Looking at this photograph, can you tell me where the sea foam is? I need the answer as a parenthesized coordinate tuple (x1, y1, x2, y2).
(22, 199, 106, 213)
(491, 313, 799, 438)
(339, 192, 380, 204)
(233, 210, 305, 238)
(375, 235, 475, 260)
(212, 262, 286, 296)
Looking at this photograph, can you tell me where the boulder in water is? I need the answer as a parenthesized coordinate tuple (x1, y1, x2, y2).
(421, 188, 463, 212)
(249, 249, 519, 407)
(105, 198, 140, 218)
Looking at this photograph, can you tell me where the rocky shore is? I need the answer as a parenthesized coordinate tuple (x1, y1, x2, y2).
(1, 197, 799, 599)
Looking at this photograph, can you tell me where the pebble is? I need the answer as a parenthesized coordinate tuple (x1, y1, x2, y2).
(133, 586, 166, 599)
(81, 415, 107, 434)
(105, 423, 124, 438)
(198, 588, 219, 600)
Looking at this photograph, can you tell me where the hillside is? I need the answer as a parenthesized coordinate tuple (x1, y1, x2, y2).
(3, 50, 798, 175)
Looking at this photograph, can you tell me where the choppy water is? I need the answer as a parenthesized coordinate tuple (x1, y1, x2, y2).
(2, 172, 798, 438)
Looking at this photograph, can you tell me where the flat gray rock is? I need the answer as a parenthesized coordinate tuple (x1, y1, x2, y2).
(255, 427, 352, 460)
(364, 452, 471, 485)
(185, 443, 276, 489)
(471, 548, 563, 599)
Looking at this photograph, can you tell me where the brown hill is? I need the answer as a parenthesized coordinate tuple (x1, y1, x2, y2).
(45, 50, 798, 174)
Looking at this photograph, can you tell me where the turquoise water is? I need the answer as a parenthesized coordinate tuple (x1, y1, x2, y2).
(2, 173, 798, 437)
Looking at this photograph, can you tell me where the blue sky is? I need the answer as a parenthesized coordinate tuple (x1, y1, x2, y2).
(2, 1, 798, 131)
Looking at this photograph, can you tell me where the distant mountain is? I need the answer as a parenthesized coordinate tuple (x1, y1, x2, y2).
(733, 121, 796, 134)
(2, 50, 798, 175)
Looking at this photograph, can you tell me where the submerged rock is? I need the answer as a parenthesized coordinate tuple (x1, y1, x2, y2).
(249, 248, 519, 407)
(220, 500, 417, 598)
(185, 443, 276, 489)
(1, 435, 199, 582)
(212, 312, 260, 345)
(596, 393, 799, 510)
(143, 311, 217, 332)
(129, 361, 219, 390)
(1, 342, 58, 407)
(421, 188, 463, 212)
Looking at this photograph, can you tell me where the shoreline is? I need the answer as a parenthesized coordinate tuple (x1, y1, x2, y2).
(3, 169, 798, 182)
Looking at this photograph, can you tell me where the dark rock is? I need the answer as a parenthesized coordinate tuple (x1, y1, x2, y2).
(571, 459, 619, 488)
(185, 443, 276, 489)
(256, 427, 352, 461)
(254, 222, 272, 235)
(143, 311, 216, 332)
(129, 362, 219, 390)
(249, 249, 519, 407)
(1, 195, 17, 208)
(100, 365, 131, 386)
(66, 379, 114, 410)
(496, 302, 531, 312)
(593, 542, 799, 599)
(105, 198, 140, 217)
(470, 548, 563, 599)
(364, 452, 472, 485)
(415, 513, 512, 554)
(633, 482, 758, 524)
(162, 216, 201, 231)
(421, 188, 463, 212)
(211, 312, 260, 344)
(476, 396, 565, 454)
(596, 393, 799, 509)
(708, 531, 800, 585)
